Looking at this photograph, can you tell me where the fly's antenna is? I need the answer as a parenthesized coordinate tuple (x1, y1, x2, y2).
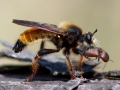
(92, 29, 97, 36)
(92, 29, 100, 47)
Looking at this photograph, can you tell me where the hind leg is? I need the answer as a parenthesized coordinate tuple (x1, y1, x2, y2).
(25, 48, 60, 82)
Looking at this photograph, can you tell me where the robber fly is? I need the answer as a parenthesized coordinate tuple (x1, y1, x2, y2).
(12, 19, 109, 82)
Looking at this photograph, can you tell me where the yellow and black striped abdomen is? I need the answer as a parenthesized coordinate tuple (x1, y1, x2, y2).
(19, 27, 56, 44)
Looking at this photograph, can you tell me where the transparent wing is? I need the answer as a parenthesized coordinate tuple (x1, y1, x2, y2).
(13, 19, 64, 35)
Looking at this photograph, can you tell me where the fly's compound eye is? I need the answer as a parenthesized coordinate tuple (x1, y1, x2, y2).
(85, 32, 93, 44)
(85, 29, 97, 45)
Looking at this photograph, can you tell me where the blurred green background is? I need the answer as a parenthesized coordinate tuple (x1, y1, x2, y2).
(0, 0, 119, 70)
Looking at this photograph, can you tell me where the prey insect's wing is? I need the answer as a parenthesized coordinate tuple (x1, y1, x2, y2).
(13, 19, 64, 35)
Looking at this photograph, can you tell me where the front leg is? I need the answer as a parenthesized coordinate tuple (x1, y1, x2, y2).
(25, 48, 60, 82)
(84, 56, 93, 61)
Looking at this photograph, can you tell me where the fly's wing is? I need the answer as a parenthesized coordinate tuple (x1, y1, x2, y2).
(13, 19, 64, 36)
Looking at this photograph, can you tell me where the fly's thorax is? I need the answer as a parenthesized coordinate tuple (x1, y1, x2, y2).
(58, 21, 83, 45)
(58, 21, 83, 36)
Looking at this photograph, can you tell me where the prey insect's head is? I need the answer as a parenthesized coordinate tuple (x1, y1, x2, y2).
(13, 39, 26, 53)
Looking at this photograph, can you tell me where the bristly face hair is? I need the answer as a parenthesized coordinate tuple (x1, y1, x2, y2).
(12, 19, 109, 82)
(78, 29, 99, 50)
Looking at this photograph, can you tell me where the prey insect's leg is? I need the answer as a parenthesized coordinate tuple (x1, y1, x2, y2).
(84, 56, 93, 61)
(72, 48, 84, 77)
(25, 48, 60, 82)
(63, 49, 76, 79)
(97, 57, 100, 62)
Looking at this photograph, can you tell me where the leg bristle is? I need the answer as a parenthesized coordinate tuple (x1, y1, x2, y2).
(25, 55, 40, 82)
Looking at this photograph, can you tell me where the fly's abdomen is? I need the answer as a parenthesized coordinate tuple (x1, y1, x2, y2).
(19, 27, 56, 44)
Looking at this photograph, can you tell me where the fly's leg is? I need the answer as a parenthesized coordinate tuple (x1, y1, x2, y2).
(25, 48, 60, 82)
(63, 49, 76, 79)
(40, 40, 45, 50)
(72, 48, 84, 78)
